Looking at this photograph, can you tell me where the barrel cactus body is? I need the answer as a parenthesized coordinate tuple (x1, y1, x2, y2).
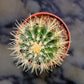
(10, 13, 69, 74)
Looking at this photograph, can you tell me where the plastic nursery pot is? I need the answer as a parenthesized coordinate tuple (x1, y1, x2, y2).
(13, 12, 71, 74)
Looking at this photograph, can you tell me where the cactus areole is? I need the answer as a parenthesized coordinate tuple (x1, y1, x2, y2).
(10, 12, 71, 75)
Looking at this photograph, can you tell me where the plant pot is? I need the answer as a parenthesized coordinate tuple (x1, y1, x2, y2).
(11, 12, 71, 75)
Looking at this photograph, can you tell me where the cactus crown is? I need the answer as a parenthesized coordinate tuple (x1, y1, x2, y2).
(10, 15, 69, 75)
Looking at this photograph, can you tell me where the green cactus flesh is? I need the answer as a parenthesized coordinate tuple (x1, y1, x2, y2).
(10, 15, 69, 74)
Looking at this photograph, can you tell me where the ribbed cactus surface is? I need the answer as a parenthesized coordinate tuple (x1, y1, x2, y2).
(10, 15, 68, 74)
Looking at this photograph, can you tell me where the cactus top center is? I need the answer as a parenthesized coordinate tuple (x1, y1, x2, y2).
(34, 42, 41, 53)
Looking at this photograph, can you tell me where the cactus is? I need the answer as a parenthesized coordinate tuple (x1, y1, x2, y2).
(10, 14, 69, 75)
